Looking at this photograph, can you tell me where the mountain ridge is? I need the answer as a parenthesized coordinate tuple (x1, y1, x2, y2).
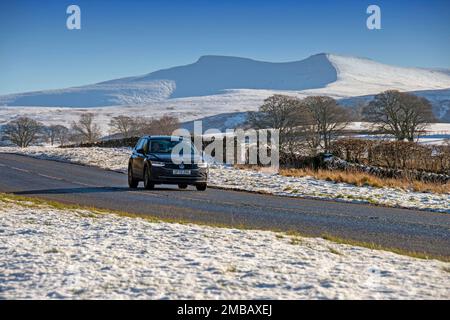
(1, 53, 450, 120)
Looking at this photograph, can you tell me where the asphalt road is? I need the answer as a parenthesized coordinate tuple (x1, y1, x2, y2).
(0, 153, 449, 257)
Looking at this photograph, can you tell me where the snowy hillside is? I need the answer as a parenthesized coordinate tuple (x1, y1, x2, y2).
(112, 54, 338, 98)
(1, 53, 450, 123)
(0, 80, 175, 107)
(324, 54, 450, 96)
(0, 54, 338, 107)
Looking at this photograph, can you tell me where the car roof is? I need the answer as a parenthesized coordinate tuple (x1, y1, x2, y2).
(144, 135, 186, 140)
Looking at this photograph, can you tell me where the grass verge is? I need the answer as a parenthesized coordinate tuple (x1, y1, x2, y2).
(280, 168, 450, 194)
(1, 192, 449, 263)
(321, 234, 445, 262)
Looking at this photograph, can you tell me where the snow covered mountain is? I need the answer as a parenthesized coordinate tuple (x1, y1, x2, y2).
(0, 54, 337, 106)
(1, 53, 450, 121)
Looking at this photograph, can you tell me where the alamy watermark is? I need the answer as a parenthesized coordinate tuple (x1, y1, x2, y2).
(367, 5, 381, 30)
(67, 4, 380, 31)
(66, 5, 81, 30)
(168, 121, 280, 172)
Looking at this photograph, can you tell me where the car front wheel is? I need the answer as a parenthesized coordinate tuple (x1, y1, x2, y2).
(143, 166, 155, 190)
(128, 165, 139, 188)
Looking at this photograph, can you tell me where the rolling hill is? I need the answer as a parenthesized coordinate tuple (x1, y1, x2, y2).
(1, 53, 450, 122)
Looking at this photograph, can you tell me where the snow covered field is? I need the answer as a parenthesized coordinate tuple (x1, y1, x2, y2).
(0, 147, 448, 213)
(348, 122, 450, 145)
(1, 198, 449, 299)
(0, 89, 267, 133)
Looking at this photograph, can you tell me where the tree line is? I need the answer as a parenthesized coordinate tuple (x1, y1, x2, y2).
(247, 90, 436, 156)
(0, 113, 180, 148)
(0, 89, 436, 150)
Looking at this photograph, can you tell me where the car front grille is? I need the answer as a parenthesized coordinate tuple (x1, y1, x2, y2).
(164, 163, 198, 169)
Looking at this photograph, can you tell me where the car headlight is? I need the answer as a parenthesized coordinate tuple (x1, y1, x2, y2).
(151, 161, 165, 167)
(197, 162, 208, 168)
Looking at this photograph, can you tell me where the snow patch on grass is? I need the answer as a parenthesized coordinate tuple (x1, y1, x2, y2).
(0, 199, 449, 299)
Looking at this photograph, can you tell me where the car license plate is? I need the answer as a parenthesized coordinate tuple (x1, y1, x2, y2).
(173, 169, 191, 175)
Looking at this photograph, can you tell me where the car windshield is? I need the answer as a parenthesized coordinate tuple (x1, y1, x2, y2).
(149, 139, 198, 155)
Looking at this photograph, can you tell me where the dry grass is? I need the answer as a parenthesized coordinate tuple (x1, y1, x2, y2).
(328, 247, 343, 256)
(289, 237, 303, 245)
(279, 168, 450, 194)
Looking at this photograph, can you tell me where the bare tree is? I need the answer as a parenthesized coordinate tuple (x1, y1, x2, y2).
(136, 115, 180, 136)
(43, 125, 69, 146)
(363, 90, 435, 141)
(50, 125, 69, 146)
(3, 117, 43, 147)
(109, 115, 137, 138)
(247, 95, 350, 155)
(248, 95, 310, 151)
(401, 94, 435, 141)
(42, 126, 56, 146)
(150, 115, 180, 135)
(56, 125, 70, 146)
(71, 113, 101, 144)
(301, 96, 350, 152)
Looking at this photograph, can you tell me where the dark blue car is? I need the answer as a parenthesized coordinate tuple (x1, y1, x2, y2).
(128, 136, 208, 191)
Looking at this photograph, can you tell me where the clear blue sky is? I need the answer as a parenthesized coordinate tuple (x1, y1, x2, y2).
(1, 0, 449, 95)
